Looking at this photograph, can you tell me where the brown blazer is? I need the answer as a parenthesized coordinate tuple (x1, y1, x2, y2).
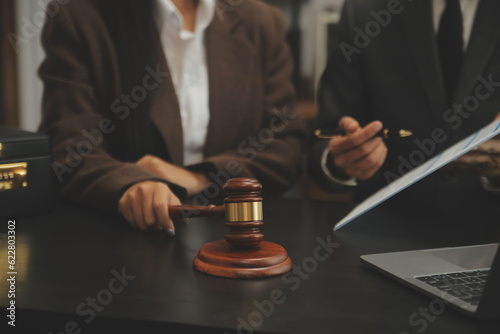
(38, 0, 306, 212)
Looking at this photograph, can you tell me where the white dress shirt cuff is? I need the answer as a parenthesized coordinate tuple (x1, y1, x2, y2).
(320, 147, 358, 187)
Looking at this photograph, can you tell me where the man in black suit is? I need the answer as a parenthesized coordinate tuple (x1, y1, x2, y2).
(309, 0, 500, 217)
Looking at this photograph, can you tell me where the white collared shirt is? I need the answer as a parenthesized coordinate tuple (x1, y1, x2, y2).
(432, 0, 480, 50)
(155, 0, 215, 166)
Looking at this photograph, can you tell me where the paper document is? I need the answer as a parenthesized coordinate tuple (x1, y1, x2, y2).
(334, 120, 500, 231)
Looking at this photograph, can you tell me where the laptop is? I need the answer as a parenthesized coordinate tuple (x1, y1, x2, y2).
(360, 243, 500, 320)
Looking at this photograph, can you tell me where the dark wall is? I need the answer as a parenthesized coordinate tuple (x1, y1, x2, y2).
(0, 0, 19, 127)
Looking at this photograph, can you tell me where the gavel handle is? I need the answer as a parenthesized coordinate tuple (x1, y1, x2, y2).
(168, 204, 225, 220)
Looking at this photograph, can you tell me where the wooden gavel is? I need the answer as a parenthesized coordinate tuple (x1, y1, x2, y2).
(168, 177, 264, 248)
(171, 177, 292, 279)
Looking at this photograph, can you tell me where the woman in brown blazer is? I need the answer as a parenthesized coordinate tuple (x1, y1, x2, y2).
(38, 0, 306, 235)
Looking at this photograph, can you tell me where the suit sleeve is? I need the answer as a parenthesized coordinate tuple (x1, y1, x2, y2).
(308, 0, 370, 193)
(38, 5, 186, 213)
(203, 8, 308, 196)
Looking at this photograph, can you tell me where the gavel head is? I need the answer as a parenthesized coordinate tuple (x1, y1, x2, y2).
(222, 178, 264, 249)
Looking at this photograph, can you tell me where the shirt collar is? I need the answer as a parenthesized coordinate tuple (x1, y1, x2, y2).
(156, 0, 215, 36)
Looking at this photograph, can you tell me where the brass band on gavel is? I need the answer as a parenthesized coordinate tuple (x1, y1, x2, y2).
(225, 202, 263, 222)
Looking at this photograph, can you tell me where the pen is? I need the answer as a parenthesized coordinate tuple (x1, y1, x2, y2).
(314, 128, 413, 139)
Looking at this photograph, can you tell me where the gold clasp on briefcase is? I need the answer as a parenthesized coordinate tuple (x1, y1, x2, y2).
(0, 162, 28, 191)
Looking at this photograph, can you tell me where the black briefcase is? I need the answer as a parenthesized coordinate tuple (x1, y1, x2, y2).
(0, 126, 54, 218)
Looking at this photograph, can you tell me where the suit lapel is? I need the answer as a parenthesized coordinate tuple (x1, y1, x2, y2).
(203, 10, 255, 158)
(402, 0, 447, 121)
(149, 27, 184, 165)
(454, 0, 500, 105)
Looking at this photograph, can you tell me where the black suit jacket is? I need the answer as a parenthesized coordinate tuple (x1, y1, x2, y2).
(310, 0, 500, 217)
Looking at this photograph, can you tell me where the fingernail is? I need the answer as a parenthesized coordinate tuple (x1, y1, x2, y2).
(165, 229, 176, 237)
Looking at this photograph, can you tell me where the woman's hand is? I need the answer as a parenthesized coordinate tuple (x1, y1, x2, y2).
(327, 116, 388, 180)
(118, 181, 181, 235)
(136, 155, 210, 196)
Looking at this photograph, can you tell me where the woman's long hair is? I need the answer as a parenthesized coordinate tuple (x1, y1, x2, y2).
(98, 0, 158, 161)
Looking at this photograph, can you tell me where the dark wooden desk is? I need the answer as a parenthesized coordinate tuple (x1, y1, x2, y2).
(2, 198, 500, 334)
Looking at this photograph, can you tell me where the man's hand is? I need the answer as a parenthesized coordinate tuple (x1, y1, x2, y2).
(446, 137, 500, 178)
(446, 114, 500, 178)
(118, 181, 181, 235)
(327, 116, 388, 180)
(136, 155, 210, 196)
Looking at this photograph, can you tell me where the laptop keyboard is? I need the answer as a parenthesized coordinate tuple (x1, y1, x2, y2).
(415, 269, 490, 306)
